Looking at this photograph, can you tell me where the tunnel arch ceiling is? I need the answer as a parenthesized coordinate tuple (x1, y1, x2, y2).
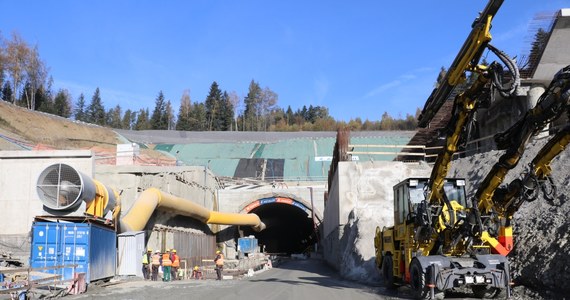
(240, 196, 321, 254)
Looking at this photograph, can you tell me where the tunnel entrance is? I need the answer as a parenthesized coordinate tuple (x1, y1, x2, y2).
(241, 197, 318, 255)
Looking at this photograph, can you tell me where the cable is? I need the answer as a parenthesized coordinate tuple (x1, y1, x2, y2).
(487, 43, 520, 98)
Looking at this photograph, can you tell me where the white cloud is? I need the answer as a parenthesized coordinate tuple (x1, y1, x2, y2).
(364, 67, 433, 98)
(364, 80, 402, 98)
(52, 79, 152, 110)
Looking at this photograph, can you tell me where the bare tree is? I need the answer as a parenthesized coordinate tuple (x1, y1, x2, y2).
(0, 32, 6, 93)
(227, 91, 240, 131)
(176, 90, 192, 131)
(165, 100, 175, 130)
(260, 87, 278, 131)
(24, 45, 48, 110)
(5, 32, 29, 104)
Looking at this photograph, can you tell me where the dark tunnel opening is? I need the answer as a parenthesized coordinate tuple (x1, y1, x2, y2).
(242, 203, 316, 254)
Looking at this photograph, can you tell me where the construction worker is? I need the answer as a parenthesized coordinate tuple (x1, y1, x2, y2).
(170, 249, 180, 280)
(191, 266, 202, 280)
(151, 250, 161, 281)
(161, 249, 172, 282)
(214, 250, 224, 280)
(142, 248, 152, 280)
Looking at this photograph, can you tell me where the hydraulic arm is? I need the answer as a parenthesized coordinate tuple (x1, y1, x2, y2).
(477, 65, 570, 215)
(486, 65, 570, 220)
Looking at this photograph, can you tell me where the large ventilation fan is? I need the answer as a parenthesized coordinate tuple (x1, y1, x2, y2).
(36, 163, 97, 211)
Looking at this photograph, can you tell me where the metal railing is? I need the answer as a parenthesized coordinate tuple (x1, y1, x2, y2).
(0, 264, 79, 295)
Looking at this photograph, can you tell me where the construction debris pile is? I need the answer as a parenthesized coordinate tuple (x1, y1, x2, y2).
(449, 137, 570, 299)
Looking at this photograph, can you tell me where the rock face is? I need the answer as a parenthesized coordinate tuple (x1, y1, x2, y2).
(449, 137, 570, 299)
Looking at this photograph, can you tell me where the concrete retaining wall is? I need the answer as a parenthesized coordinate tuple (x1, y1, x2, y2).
(323, 160, 431, 278)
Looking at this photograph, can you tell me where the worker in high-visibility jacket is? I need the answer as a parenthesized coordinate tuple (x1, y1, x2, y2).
(151, 250, 161, 281)
(170, 249, 180, 280)
(161, 249, 172, 282)
(142, 248, 152, 280)
(214, 250, 224, 280)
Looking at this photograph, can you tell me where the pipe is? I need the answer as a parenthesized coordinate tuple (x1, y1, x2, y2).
(120, 188, 265, 233)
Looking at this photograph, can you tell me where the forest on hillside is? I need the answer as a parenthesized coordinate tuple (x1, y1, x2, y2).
(0, 32, 421, 131)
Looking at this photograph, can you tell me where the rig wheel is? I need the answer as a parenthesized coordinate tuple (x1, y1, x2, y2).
(410, 259, 429, 299)
(410, 260, 444, 300)
(382, 255, 396, 289)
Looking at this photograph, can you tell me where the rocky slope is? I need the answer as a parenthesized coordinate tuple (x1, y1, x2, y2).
(449, 137, 570, 299)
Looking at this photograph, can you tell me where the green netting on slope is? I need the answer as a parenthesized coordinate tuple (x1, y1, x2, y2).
(170, 143, 256, 159)
(154, 134, 413, 179)
(154, 144, 174, 152)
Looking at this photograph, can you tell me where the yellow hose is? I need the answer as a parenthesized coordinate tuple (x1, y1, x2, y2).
(119, 188, 265, 233)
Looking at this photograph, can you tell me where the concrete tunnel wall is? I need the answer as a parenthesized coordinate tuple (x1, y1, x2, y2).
(322, 160, 431, 274)
(216, 184, 326, 258)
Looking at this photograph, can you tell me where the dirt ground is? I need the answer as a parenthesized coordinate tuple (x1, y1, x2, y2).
(0, 101, 121, 150)
(0, 101, 174, 164)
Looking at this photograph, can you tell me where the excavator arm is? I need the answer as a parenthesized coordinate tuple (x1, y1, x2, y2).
(476, 65, 570, 215)
(491, 66, 570, 217)
(469, 65, 570, 255)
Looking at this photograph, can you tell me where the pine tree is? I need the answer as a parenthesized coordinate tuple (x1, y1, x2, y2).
(243, 80, 262, 131)
(37, 84, 55, 114)
(121, 109, 135, 129)
(165, 100, 175, 130)
(286, 106, 293, 126)
(107, 105, 122, 128)
(74, 93, 86, 121)
(135, 108, 150, 130)
(53, 89, 72, 118)
(1, 82, 13, 102)
(205, 81, 222, 131)
(87, 87, 106, 125)
(150, 91, 167, 129)
(176, 90, 192, 131)
(219, 91, 234, 131)
(190, 102, 206, 130)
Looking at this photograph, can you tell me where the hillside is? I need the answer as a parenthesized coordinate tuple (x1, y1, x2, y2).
(0, 101, 122, 150)
(0, 101, 176, 166)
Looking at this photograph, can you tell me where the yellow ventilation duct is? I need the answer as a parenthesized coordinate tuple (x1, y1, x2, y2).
(120, 188, 265, 233)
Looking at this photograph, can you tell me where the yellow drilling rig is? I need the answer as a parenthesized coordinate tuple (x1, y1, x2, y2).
(374, 0, 570, 299)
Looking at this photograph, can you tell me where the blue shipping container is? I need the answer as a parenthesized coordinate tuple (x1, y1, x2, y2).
(30, 221, 116, 283)
(238, 237, 258, 254)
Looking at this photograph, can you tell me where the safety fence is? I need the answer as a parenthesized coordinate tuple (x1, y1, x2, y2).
(150, 225, 216, 273)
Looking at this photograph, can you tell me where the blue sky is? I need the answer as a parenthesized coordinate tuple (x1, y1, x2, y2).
(1, 1, 567, 122)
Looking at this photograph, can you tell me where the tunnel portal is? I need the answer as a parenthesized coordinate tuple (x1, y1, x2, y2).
(241, 197, 318, 254)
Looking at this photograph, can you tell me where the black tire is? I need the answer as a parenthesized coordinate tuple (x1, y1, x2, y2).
(471, 285, 501, 298)
(382, 255, 396, 289)
(410, 259, 430, 299)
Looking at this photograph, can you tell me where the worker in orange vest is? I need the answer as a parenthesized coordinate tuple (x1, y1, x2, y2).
(170, 249, 180, 280)
(161, 249, 172, 282)
(151, 250, 161, 281)
(214, 250, 224, 280)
